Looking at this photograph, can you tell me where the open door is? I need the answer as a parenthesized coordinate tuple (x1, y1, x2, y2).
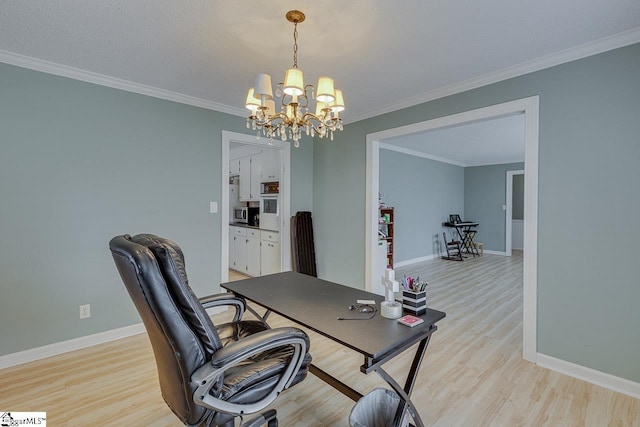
(221, 131, 291, 283)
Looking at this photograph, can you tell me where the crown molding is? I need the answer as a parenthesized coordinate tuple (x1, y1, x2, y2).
(2, 27, 639, 123)
(380, 142, 524, 168)
(379, 142, 468, 167)
(345, 28, 640, 124)
(0, 49, 247, 117)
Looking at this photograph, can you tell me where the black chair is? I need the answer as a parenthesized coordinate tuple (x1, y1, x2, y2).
(109, 234, 311, 427)
(442, 232, 463, 261)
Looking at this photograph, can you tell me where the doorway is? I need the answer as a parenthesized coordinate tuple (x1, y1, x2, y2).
(506, 170, 525, 255)
(365, 96, 539, 362)
(220, 131, 291, 284)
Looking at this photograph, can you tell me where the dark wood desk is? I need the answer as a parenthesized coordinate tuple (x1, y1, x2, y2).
(222, 271, 446, 427)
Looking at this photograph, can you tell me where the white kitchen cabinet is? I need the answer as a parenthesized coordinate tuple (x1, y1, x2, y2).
(250, 155, 261, 200)
(261, 148, 280, 181)
(229, 226, 247, 272)
(228, 227, 234, 269)
(229, 226, 262, 277)
(239, 157, 251, 201)
(229, 158, 240, 176)
(246, 229, 261, 276)
(229, 226, 280, 277)
(229, 184, 239, 218)
(238, 154, 262, 202)
(260, 230, 280, 275)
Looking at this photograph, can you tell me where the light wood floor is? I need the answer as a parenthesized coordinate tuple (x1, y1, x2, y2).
(2, 253, 638, 426)
(228, 269, 251, 282)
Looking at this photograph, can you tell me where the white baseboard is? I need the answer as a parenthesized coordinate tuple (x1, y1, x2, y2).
(394, 254, 438, 268)
(394, 251, 510, 265)
(0, 305, 227, 370)
(0, 323, 145, 370)
(537, 353, 640, 399)
(485, 249, 508, 256)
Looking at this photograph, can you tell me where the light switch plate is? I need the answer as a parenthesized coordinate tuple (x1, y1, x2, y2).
(210, 202, 218, 213)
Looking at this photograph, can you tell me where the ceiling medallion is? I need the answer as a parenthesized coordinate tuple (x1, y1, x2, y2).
(245, 10, 345, 147)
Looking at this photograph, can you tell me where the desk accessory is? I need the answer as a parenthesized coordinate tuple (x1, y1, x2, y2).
(401, 274, 428, 316)
(380, 268, 402, 319)
(402, 290, 427, 316)
(401, 274, 428, 292)
(337, 303, 377, 320)
(397, 314, 424, 327)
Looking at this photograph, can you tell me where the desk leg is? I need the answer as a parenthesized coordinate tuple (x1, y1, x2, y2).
(308, 364, 363, 402)
(374, 335, 431, 427)
(245, 305, 272, 323)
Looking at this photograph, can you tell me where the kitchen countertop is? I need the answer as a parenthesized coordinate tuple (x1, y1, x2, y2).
(230, 222, 279, 233)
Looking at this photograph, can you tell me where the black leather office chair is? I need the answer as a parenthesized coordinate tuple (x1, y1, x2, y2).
(109, 234, 311, 427)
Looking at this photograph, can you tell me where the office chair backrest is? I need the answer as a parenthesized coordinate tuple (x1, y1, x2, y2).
(109, 234, 221, 426)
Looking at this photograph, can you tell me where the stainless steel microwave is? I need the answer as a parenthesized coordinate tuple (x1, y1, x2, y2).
(233, 207, 259, 226)
(233, 207, 249, 223)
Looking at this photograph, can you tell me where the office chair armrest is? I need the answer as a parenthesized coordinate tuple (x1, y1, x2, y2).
(191, 327, 309, 416)
(199, 292, 246, 322)
(208, 327, 308, 368)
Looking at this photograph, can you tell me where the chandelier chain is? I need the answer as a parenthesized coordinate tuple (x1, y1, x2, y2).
(293, 22, 298, 69)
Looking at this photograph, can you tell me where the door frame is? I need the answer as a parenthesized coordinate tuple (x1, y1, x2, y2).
(221, 131, 291, 283)
(506, 169, 525, 255)
(365, 96, 539, 363)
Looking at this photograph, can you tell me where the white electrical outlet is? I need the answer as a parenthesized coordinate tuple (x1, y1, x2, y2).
(79, 304, 91, 319)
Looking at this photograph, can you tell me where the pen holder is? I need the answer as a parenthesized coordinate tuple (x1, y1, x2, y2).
(402, 290, 427, 316)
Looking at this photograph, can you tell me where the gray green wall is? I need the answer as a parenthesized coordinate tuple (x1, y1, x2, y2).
(2, 42, 639, 385)
(465, 162, 525, 252)
(290, 139, 314, 212)
(0, 62, 313, 356)
(313, 43, 640, 382)
(379, 150, 524, 258)
(379, 150, 464, 262)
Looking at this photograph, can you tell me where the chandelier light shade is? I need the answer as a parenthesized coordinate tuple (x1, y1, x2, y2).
(316, 77, 335, 103)
(245, 88, 260, 111)
(283, 69, 304, 96)
(245, 10, 345, 147)
(332, 89, 345, 112)
(253, 74, 274, 100)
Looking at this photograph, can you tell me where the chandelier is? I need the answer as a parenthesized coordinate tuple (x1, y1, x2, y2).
(245, 10, 345, 147)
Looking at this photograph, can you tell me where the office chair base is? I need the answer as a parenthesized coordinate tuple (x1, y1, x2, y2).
(241, 409, 278, 427)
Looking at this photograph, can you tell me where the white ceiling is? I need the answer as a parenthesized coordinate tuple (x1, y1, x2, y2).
(1, 1, 639, 142)
(382, 114, 525, 167)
